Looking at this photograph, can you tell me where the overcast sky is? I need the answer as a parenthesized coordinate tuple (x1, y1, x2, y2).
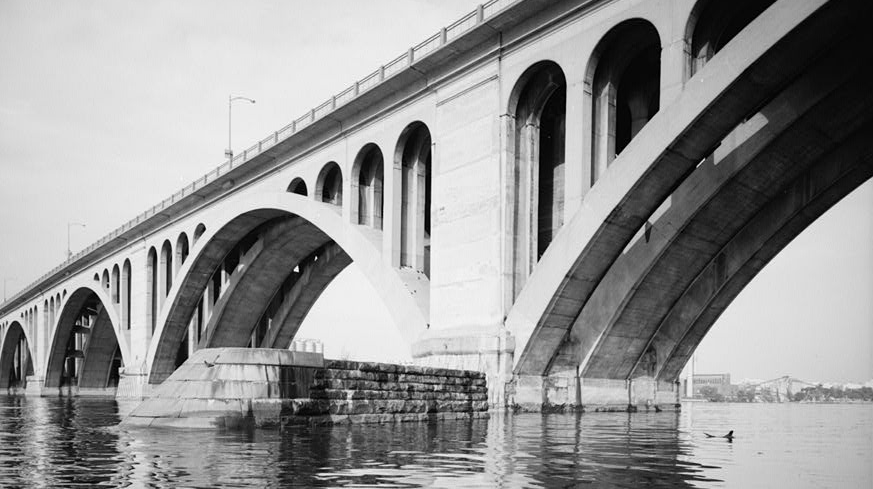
(1, 1, 870, 384)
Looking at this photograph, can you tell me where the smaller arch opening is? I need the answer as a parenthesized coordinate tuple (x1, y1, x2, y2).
(395, 122, 432, 275)
(122, 259, 131, 330)
(49, 297, 55, 330)
(111, 264, 120, 304)
(317, 162, 343, 206)
(587, 19, 661, 184)
(353, 144, 384, 229)
(101, 269, 110, 293)
(160, 240, 173, 302)
(287, 178, 308, 196)
(176, 233, 190, 273)
(506, 61, 567, 301)
(194, 223, 207, 243)
(687, 0, 776, 78)
(147, 246, 158, 334)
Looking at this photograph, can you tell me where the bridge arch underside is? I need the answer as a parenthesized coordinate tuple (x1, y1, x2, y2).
(149, 207, 390, 385)
(510, 1, 873, 385)
(44, 288, 123, 390)
(0, 322, 33, 390)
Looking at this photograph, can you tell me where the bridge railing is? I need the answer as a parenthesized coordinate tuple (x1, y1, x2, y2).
(446, 10, 480, 42)
(0, 0, 516, 313)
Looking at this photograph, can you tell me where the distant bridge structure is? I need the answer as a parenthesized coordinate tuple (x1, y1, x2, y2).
(1, 0, 870, 410)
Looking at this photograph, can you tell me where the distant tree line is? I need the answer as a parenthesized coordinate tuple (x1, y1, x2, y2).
(791, 385, 873, 402)
(696, 385, 873, 403)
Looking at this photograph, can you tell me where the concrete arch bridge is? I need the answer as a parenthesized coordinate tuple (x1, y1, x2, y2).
(1, 0, 870, 410)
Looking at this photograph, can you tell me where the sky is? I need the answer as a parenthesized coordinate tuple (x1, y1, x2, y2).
(0, 1, 870, 384)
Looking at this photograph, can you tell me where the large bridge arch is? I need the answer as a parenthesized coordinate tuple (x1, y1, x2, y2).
(146, 192, 428, 384)
(506, 0, 868, 378)
(569, 35, 873, 381)
(557, 105, 873, 381)
(43, 283, 129, 389)
(0, 321, 34, 390)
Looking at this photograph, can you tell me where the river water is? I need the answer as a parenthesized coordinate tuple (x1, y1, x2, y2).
(0, 397, 870, 488)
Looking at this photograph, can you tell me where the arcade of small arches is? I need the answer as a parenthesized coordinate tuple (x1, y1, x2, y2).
(282, 120, 433, 273)
(502, 0, 777, 306)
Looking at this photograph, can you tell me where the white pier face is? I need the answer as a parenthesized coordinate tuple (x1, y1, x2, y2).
(1, 0, 870, 409)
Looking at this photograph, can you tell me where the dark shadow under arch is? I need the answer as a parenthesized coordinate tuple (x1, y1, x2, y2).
(394, 121, 433, 275)
(43, 287, 123, 389)
(149, 210, 340, 383)
(0, 322, 33, 390)
(586, 18, 661, 184)
(148, 194, 429, 386)
(351, 143, 384, 229)
(505, 60, 567, 303)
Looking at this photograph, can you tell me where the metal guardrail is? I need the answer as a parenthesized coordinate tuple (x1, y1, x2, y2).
(0, 0, 517, 313)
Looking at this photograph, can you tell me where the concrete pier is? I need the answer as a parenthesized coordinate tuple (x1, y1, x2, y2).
(123, 348, 488, 429)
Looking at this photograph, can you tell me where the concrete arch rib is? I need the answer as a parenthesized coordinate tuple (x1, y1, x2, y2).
(654, 149, 873, 382)
(506, 0, 860, 376)
(0, 321, 33, 389)
(43, 282, 129, 389)
(147, 193, 428, 385)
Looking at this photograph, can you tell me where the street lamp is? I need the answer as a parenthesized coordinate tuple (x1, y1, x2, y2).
(226, 95, 256, 160)
(67, 222, 86, 260)
(3, 277, 15, 303)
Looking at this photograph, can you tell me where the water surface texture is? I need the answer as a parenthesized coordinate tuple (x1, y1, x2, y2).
(0, 397, 870, 487)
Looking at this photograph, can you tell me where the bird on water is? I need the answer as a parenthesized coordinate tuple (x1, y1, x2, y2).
(704, 430, 734, 440)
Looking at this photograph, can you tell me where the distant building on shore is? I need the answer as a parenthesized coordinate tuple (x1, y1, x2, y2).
(682, 373, 736, 399)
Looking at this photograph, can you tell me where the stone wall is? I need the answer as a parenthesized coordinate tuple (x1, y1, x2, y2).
(308, 360, 489, 424)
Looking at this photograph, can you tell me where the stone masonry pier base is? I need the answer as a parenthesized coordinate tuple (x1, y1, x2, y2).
(412, 326, 514, 409)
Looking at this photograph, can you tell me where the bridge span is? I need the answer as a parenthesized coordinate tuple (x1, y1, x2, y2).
(2, 0, 870, 410)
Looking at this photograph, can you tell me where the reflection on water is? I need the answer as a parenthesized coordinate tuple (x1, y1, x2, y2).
(0, 396, 870, 487)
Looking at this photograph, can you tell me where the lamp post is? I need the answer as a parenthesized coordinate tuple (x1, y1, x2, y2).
(67, 222, 86, 260)
(3, 277, 15, 303)
(226, 95, 256, 160)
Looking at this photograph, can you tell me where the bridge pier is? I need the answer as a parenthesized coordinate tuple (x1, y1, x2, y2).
(116, 366, 150, 400)
(411, 326, 515, 409)
(22, 375, 42, 396)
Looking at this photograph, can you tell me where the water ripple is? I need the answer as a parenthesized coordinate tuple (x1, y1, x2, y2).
(0, 397, 870, 487)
